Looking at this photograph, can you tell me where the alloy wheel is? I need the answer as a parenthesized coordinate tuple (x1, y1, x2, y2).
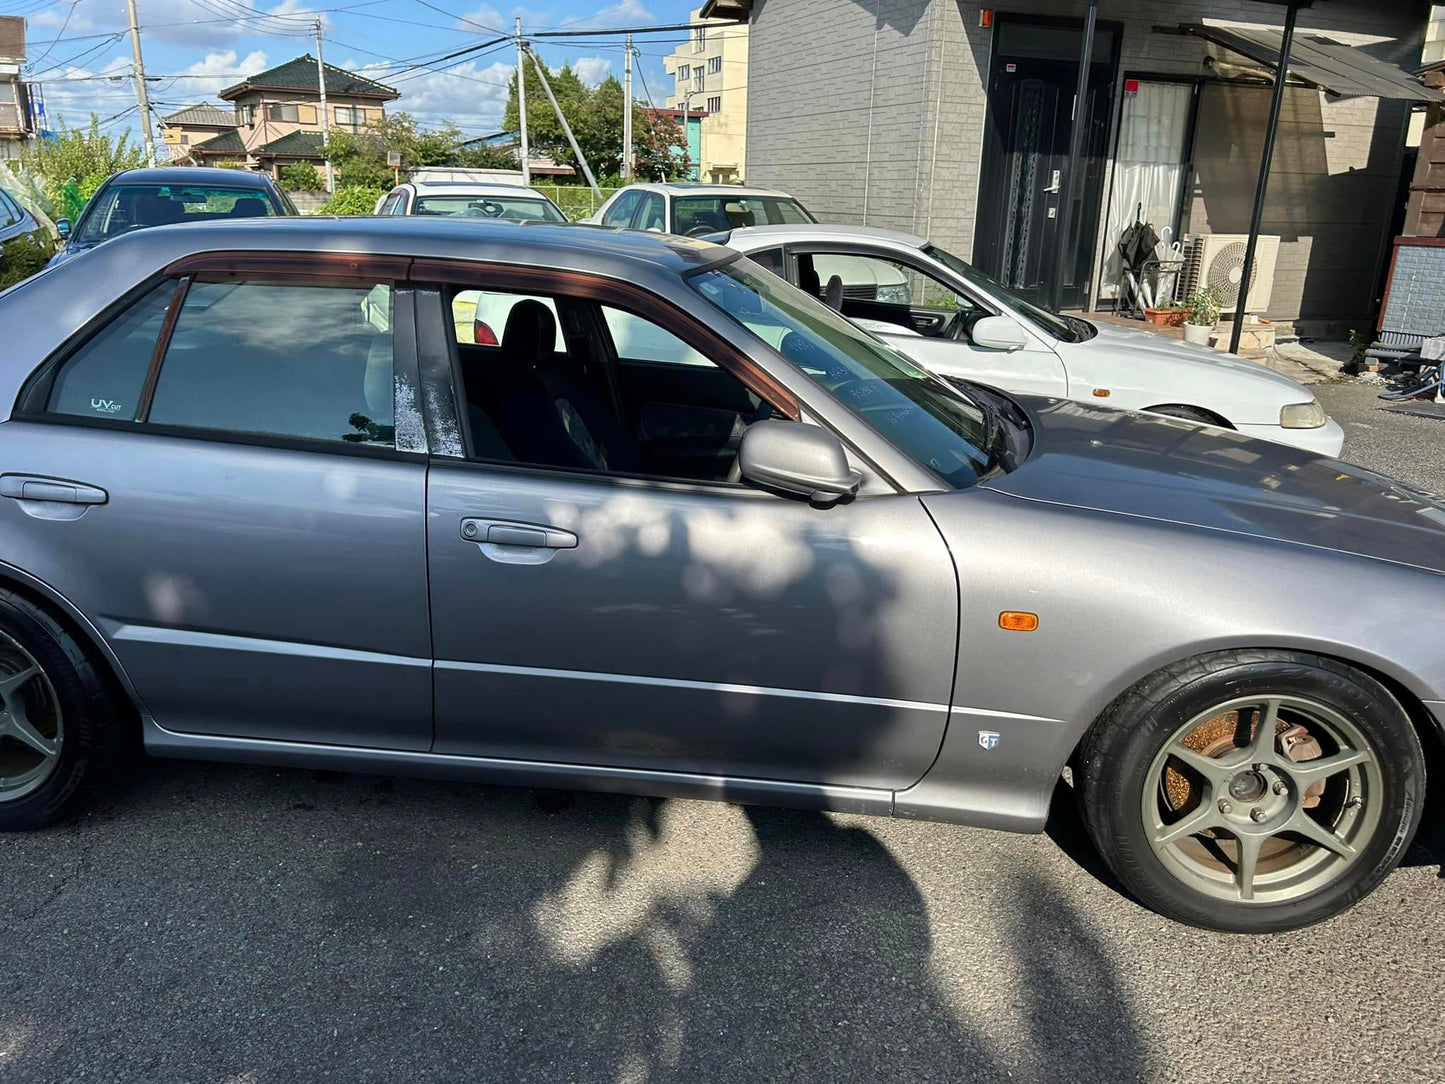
(1141, 695, 1383, 904)
(0, 630, 64, 804)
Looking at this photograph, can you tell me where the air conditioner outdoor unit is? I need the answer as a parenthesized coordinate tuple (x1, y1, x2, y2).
(1181, 234, 1280, 314)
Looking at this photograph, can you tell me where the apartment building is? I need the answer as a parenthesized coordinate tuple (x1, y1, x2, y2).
(192, 56, 398, 179)
(0, 17, 34, 161)
(662, 6, 748, 182)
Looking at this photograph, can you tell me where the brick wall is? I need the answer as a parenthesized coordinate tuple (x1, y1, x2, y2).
(745, 0, 1423, 331)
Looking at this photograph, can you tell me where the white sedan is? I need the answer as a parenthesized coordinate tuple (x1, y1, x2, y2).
(715, 224, 1343, 456)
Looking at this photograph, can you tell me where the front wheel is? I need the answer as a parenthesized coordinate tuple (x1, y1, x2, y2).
(1077, 650, 1426, 932)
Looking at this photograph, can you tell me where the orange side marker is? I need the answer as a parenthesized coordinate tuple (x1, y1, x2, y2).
(999, 611, 1039, 632)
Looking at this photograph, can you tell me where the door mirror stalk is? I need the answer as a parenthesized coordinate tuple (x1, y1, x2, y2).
(738, 421, 862, 506)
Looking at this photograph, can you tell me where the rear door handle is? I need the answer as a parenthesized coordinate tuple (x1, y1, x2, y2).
(0, 475, 108, 505)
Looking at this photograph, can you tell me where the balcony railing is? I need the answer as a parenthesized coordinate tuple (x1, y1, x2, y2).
(0, 101, 29, 134)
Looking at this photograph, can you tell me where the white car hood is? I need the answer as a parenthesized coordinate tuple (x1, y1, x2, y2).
(1062, 321, 1316, 423)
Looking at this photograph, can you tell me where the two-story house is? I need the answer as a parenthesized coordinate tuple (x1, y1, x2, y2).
(662, 7, 748, 183)
(191, 56, 399, 180)
(161, 103, 240, 164)
(0, 17, 35, 161)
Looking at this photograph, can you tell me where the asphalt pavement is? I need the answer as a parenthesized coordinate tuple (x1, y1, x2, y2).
(2, 379, 1444, 1084)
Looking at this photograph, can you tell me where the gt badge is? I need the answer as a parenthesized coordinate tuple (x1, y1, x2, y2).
(979, 731, 1000, 751)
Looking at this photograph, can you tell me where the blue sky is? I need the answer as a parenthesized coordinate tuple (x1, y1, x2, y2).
(18, 0, 697, 145)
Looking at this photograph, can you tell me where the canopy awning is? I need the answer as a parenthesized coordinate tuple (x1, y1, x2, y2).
(1178, 23, 1442, 101)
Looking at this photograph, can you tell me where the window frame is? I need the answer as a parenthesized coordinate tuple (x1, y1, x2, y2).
(631, 192, 665, 231)
(781, 242, 1003, 324)
(411, 258, 806, 488)
(600, 189, 642, 227)
(706, 95, 722, 113)
(16, 254, 426, 462)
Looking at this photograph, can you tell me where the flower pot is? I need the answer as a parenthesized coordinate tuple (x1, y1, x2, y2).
(1182, 321, 1213, 345)
(1144, 307, 1186, 328)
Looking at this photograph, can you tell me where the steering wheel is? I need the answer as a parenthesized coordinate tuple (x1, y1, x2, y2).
(687, 225, 717, 238)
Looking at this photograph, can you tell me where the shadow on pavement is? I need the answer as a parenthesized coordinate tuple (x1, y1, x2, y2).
(1, 761, 1151, 1083)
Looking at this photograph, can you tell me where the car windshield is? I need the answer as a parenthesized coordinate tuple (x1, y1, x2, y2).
(673, 195, 814, 236)
(690, 258, 996, 488)
(923, 243, 1095, 343)
(74, 184, 278, 244)
(412, 195, 567, 223)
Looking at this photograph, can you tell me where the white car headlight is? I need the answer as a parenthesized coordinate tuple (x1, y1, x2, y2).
(1280, 400, 1327, 429)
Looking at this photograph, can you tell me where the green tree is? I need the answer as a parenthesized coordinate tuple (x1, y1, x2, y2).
(451, 143, 521, 170)
(18, 115, 146, 219)
(319, 185, 386, 215)
(501, 60, 684, 181)
(329, 112, 461, 188)
(279, 161, 324, 192)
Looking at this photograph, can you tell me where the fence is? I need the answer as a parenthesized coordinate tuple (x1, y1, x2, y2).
(530, 184, 619, 221)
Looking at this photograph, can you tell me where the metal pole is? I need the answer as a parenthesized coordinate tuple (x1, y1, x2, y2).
(124, 0, 156, 167)
(1228, 0, 1299, 354)
(516, 17, 531, 186)
(622, 33, 633, 180)
(528, 47, 601, 196)
(682, 90, 695, 181)
(1050, 0, 1098, 314)
(314, 21, 335, 194)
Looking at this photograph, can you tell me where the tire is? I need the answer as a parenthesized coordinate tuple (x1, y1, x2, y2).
(1146, 404, 1229, 427)
(1077, 649, 1426, 933)
(0, 589, 117, 831)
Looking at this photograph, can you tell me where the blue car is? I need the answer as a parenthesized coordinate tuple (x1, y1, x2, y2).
(48, 166, 297, 268)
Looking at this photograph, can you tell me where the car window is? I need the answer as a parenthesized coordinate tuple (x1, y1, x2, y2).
(806, 252, 977, 313)
(603, 307, 713, 367)
(0, 193, 16, 228)
(673, 196, 814, 236)
(745, 247, 784, 275)
(148, 281, 396, 446)
(45, 281, 177, 421)
(634, 193, 666, 232)
(412, 195, 567, 223)
(452, 290, 566, 351)
(601, 191, 641, 227)
(75, 185, 279, 244)
(379, 192, 403, 214)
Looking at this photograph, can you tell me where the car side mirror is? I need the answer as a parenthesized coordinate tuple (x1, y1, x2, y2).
(969, 315, 1027, 352)
(738, 420, 862, 506)
(55, 219, 71, 239)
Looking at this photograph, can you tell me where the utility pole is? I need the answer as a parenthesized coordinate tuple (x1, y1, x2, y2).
(528, 47, 601, 197)
(124, 0, 156, 167)
(314, 21, 335, 194)
(516, 16, 531, 186)
(621, 33, 633, 181)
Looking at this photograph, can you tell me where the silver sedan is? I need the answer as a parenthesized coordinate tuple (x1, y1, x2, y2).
(0, 217, 1440, 933)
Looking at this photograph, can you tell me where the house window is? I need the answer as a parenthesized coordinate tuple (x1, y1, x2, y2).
(239, 104, 258, 126)
(267, 103, 301, 123)
(335, 106, 368, 128)
(708, 56, 722, 74)
(693, 26, 706, 51)
(707, 95, 721, 113)
(694, 69, 703, 88)
(678, 64, 690, 81)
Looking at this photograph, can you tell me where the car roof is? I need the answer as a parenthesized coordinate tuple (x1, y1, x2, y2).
(616, 183, 801, 200)
(723, 224, 929, 249)
(404, 182, 555, 198)
(108, 167, 278, 189)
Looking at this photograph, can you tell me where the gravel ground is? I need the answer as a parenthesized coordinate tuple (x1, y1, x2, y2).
(1, 381, 1443, 1084)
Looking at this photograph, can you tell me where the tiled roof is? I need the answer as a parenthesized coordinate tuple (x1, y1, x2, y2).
(255, 130, 326, 157)
(162, 103, 236, 128)
(190, 129, 247, 156)
(220, 55, 398, 101)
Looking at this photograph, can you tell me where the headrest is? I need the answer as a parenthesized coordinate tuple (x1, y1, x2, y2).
(501, 300, 557, 364)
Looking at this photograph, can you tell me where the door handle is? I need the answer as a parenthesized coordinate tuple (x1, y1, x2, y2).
(460, 518, 577, 548)
(1042, 169, 1061, 194)
(0, 475, 108, 505)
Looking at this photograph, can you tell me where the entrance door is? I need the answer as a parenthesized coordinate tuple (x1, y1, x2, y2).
(974, 18, 1119, 310)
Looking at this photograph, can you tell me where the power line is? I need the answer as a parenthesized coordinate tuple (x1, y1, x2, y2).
(411, 0, 504, 35)
(25, 0, 82, 69)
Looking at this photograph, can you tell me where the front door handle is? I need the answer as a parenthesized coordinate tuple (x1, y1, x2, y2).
(460, 518, 577, 565)
(0, 474, 108, 505)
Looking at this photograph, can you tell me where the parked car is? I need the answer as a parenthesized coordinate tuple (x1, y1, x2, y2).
(583, 183, 815, 236)
(1, 217, 1441, 933)
(0, 186, 53, 291)
(713, 224, 1344, 456)
(47, 167, 296, 269)
(374, 181, 567, 223)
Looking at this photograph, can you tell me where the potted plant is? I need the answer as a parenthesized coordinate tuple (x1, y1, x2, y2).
(1182, 286, 1222, 345)
(1143, 305, 1186, 328)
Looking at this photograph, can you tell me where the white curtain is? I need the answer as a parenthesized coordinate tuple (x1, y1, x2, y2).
(1100, 82, 1194, 301)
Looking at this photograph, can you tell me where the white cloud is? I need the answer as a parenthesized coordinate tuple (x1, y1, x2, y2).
(572, 56, 611, 85)
(562, 0, 651, 29)
(41, 57, 141, 129)
(382, 59, 516, 133)
(174, 49, 270, 98)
